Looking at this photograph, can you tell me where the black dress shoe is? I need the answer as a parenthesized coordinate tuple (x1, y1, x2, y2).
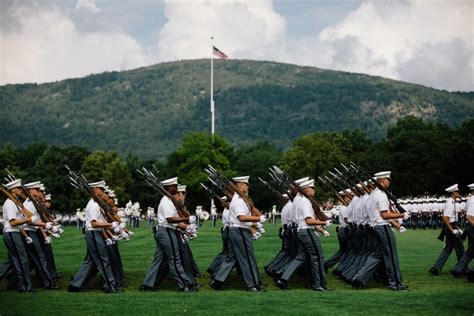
(209, 280, 223, 290)
(181, 286, 198, 292)
(450, 270, 462, 278)
(352, 278, 365, 290)
(44, 284, 61, 290)
(397, 285, 409, 291)
(429, 267, 439, 276)
(276, 279, 288, 290)
(67, 285, 83, 292)
(247, 287, 258, 292)
(139, 284, 158, 292)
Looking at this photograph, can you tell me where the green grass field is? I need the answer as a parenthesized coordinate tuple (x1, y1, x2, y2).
(0, 222, 472, 315)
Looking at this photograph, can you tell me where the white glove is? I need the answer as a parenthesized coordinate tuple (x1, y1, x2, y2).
(45, 222, 53, 230)
(325, 220, 332, 227)
(403, 212, 410, 221)
(58, 227, 64, 234)
(111, 221, 119, 229)
(127, 231, 134, 237)
(51, 233, 61, 239)
(259, 215, 267, 223)
(113, 226, 122, 234)
(119, 222, 126, 229)
(25, 236, 33, 244)
(188, 215, 196, 224)
(105, 238, 113, 246)
(256, 222, 263, 229)
(399, 226, 407, 234)
(51, 225, 60, 233)
(453, 229, 462, 237)
(44, 236, 52, 244)
(120, 232, 130, 241)
(258, 227, 266, 234)
(251, 231, 262, 240)
(111, 235, 119, 242)
(323, 230, 330, 237)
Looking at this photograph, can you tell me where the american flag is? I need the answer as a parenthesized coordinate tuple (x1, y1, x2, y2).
(213, 46, 228, 60)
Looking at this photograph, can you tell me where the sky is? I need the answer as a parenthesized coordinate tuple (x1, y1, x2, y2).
(1, 0, 473, 91)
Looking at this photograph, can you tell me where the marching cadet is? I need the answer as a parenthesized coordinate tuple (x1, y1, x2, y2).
(352, 171, 409, 291)
(1, 179, 35, 292)
(429, 184, 465, 276)
(275, 179, 330, 291)
(22, 181, 59, 290)
(68, 181, 121, 293)
(210, 176, 266, 292)
(140, 177, 197, 292)
(451, 183, 474, 277)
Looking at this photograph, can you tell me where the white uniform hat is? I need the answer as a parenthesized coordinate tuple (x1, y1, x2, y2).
(45, 194, 51, 201)
(4, 179, 22, 190)
(374, 171, 391, 180)
(295, 177, 309, 185)
(39, 184, 46, 192)
(345, 189, 352, 194)
(221, 196, 228, 201)
(24, 181, 42, 189)
(467, 183, 474, 190)
(232, 176, 249, 184)
(338, 191, 345, 195)
(282, 193, 289, 198)
(161, 177, 178, 186)
(445, 184, 459, 193)
(88, 180, 107, 189)
(177, 185, 187, 192)
(300, 179, 315, 189)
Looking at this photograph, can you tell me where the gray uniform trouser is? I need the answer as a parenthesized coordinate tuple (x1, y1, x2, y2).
(3, 232, 33, 291)
(433, 225, 465, 271)
(208, 227, 230, 276)
(142, 227, 194, 289)
(326, 226, 349, 268)
(281, 228, 327, 288)
(41, 240, 58, 278)
(452, 225, 473, 274)
(354, 225, 402, 288)
(214, 227, 261, 289)
(25, 230, 53, 288)
(70, 230, 116, 291)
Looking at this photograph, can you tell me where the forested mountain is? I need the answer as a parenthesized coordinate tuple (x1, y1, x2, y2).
(1, 59, 472, 159)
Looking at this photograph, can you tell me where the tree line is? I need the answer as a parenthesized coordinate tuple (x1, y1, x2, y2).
(1, 116, 473, 214)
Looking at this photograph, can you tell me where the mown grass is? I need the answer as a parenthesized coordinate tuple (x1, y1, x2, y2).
(0, 222, 472, 315)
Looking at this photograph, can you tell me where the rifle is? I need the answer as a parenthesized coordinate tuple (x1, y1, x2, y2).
(66, 165, 118, 223)
(349, 162, 407, 213)
(269, 166, 328, 221)
(318, 176, 347, 206)
(200, 183, 229, 209)
(5, 169, 54, 223)
(205, 165, 262, 216)
(327, 170, 364, 196)
(258, 177, 287, 204)
(0, 186, 33, 218)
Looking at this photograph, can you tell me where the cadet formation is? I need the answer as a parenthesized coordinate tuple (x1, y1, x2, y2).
(0, 164, 473, 293)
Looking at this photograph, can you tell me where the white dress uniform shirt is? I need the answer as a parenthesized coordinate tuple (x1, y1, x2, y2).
(359, 194, 371, 225)
(157, 196, 178, 229)
(443, 197, 458, 223)
(85, 198, 106, 231)
(338, 205, 349, 227)
(465, 195, 474, 217)
(368, 188, 390, 226)
(221, 208, 231, 227)
(229, 192, 252, 229)
(280, 200, 293, 226)
(2, 199, 24, 233)
(296, 196, 314, 230)
(23, 199, 39, 231)
(346, 196, 359, 223)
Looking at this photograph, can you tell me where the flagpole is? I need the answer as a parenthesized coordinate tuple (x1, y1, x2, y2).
(210, 36, 216, 227)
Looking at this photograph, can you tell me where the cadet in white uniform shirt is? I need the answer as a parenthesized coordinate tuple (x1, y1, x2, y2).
(352, 171, 409, 291)
(207, 196, 231, 278)
(429, 184, 465, 275)
(451, 184, 474, 277)
(140, 177, 196, 292)
(210, 176, 266, 292)
(68, 181, 119, 293)
(276, 179, 330, 291)
(1, 179, 35, 292)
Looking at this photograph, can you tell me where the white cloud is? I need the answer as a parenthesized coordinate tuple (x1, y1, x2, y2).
(0, 1, 150, 84)
(153, 0, 286, 61)
(75, 0, 101, 13)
